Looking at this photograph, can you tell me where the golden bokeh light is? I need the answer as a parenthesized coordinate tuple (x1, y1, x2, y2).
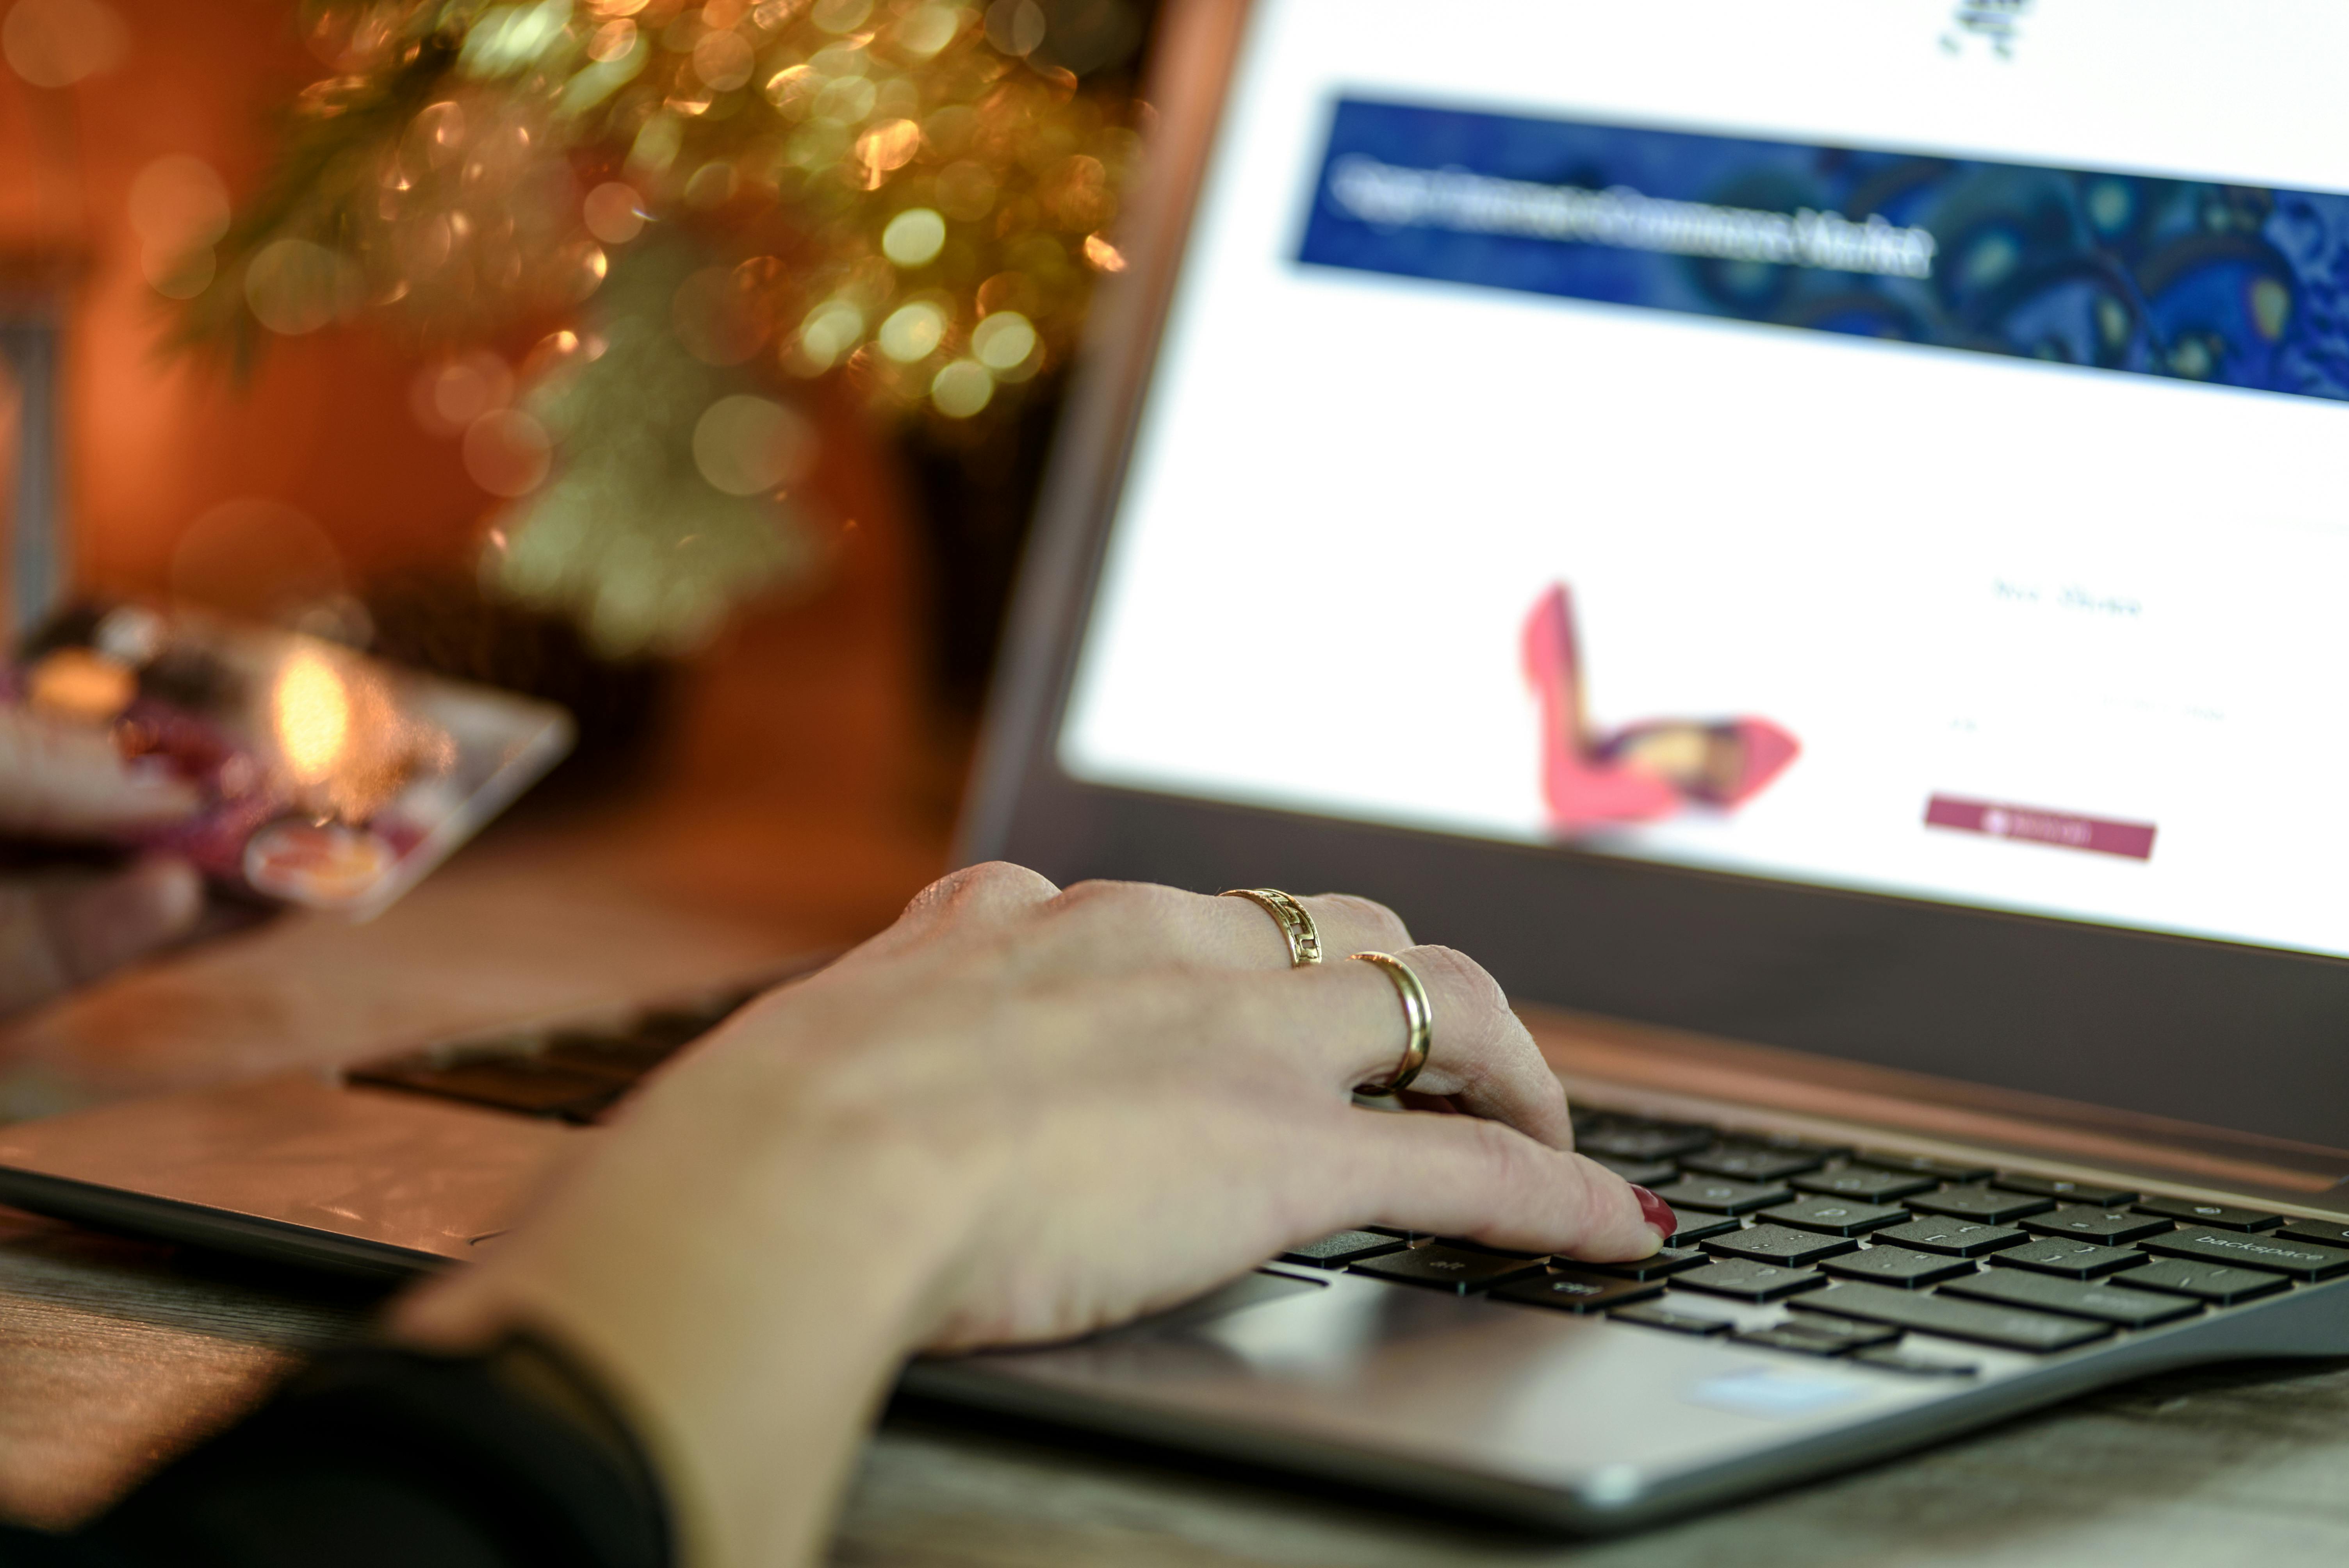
(127, 155, 232, 260)
(970, 310, 1036, 372)
(813, 0, 875, 34)
(244, 239, 361, 335)
(408, 351, 514, 437)
(583, 181, 649, 244)
(1083, 232, 1126, 272)
(692, 28, 754, 90)
(463, 408, 554, 496)
(274, 647, 352, 787)
(881, 207, 946, 268)
(930, 357, 993, 418)
(878, 299, 946, 361)
(692, 394, 818, 495)
(171, 0, 1147, 655)
(1, 0, 124, 87)
(893, 4, 962, 57)
(27, 649, 135, 724)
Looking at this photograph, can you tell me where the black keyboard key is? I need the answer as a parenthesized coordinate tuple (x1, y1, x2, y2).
(1587, 1156, 1681, 1187)
(1571, 1246, 1711, 1281)
(629, 1007, 727, 1048)
(1700, 1224, 1861, 1270)
(2018, 1206, 2173, 1245)
(1851, 1347, 1980, 1377)
(1990, 1238, 2147, 1279)
(1362, 1226, 1428, 1240)
(2133, 1197, 2283, 1233)
(1792, 1165, 1939, 1204)
(1905, 1185, 2057, 1225)
(1758, 1196, 1910, 1237)
(1723, 1131, 1852, 1158)
(1491, 1270, 1664, 1314)
(1863, 1153, 1996, 1183)
(1649, 1176, 1796, 1215)
(1441, 1238, 1549, 1260)
(349, 1057, 620, 1119)
(1875, 1218, 2028, 1258)
(1578, 1121, 1715, 1162)
(558, 1087, 629, 1125)
(2111, 1258, 2291, 1306)
(1610, 1303, 1732, 1336)
(1681, 1145, 1829, 1182)
(1788, 1283, 2112, 1352)
(1351, 1245, 1544, 1293)
(1278, 1231, 1406, 1267)
(1939, 1269, 2200, 1328)
(1819, 1244, 1978, 1288)
(1672, 1258, 1827, 1303)
(1772, 1315, 1901, 1351)
(1660, 1213, 1743, 1247)
(1734, 1327, 1853, 1357)
(539, 1029, 683, 1082)
(2137, 1227, 2349, 1281)
(2276, 1218, 2349, 1249)
(1992, 1173, 2139, 1207)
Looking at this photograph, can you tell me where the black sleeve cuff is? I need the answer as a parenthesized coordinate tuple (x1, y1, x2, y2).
(80, 1339, 671, 1568)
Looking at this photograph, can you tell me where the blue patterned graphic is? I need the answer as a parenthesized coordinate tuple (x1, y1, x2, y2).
(1296, 99, 2349, 404)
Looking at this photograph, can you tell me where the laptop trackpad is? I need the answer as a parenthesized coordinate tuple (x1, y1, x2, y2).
(1141, 1268, 1330, 1333)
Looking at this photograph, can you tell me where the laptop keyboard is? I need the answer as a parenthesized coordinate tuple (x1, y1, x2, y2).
(349, 1001, 2348, 1370)
(1280, 1107, 2349, 1371)
(345, 987, 775, 1123)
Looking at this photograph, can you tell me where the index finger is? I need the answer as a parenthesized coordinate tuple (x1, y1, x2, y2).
(1241, 943, 1576, 1150)
(0, 707, 196, 838)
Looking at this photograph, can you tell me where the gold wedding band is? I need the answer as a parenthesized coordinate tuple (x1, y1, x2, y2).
(1350, 951, 1433, 1096)
(1219, 887, 1322, 968)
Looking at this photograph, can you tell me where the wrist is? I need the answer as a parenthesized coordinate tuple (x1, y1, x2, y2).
(394, 1083, 986, 1568)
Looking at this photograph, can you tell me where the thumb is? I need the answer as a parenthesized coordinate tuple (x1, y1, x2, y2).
(0, 707, 197, 838)
(41, 856, 206, 990)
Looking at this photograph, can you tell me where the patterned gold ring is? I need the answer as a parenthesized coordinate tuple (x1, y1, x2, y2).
(1218, 888, 1323, 968)
(1350, 951, 1433, 1097)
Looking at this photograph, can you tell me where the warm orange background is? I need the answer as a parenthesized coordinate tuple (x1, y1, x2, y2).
(3, 1, 952, 937)
(2, 0, 504, 597)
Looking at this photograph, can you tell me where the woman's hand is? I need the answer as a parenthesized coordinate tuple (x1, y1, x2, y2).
(395, 865, 1668, 1568)
(0, 707, 202, 1016)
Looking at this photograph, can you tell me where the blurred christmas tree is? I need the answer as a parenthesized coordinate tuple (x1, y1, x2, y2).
(172, 0, 1146, 657)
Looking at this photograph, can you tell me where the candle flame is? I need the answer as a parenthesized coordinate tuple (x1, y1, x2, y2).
(274, 647, 350, 786)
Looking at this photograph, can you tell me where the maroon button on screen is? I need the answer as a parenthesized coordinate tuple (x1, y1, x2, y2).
(1924, 795, 2155, 861)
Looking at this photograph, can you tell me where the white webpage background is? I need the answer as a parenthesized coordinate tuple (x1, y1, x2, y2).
(1059, 0, 2349, 958)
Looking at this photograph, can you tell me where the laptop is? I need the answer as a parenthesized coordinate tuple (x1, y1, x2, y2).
(6, 0, 2349, 1532)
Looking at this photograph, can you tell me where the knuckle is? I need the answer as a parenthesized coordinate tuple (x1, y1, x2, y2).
(1046, 877, 1148, 914)
(906, 861, 1059, 923)
(1403, 944, 1509, 1017)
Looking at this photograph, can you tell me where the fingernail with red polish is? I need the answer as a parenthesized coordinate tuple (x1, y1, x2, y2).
(1629, 1185, 1677, 1240)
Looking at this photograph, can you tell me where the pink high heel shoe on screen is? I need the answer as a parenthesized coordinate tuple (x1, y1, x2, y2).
(1520, 583, 1799, 833)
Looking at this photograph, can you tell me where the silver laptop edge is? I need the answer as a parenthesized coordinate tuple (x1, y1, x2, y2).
(5, 0, 2349, 1533)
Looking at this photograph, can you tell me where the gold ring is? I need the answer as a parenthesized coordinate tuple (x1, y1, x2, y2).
(1219, 888, 1322, 968)
(1349, 951, 1432, 1096)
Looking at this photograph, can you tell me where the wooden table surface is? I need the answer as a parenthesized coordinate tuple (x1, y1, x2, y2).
(2, 1188, 2346, 1568)
(0, 607, 2345, 1561)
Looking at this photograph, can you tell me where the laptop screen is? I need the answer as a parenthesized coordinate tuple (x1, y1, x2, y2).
(1058, 0, 2349, 966)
